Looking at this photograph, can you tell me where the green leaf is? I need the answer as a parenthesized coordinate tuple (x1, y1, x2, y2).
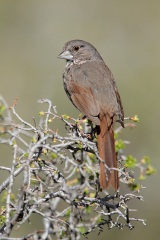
(39, 111, 44, 116)
(65, 209, 71, 217)
(85, 206, 91, 214)
(61, 114, 70, 120)
(131, 115, 140, 122)
(125, 155, 137, 168)
(88, 152, 96, 162)
(146, 165, 156, 175)
(139, 174, 146, 180)
(129, 183, 140, 191)
(141, 156, 150, 164)
(115, 139, 125, 151)
(24, 152, 29, 157)
(0, 104, 6, 116)
(0, 214, 6, 225)
(50, 152, 57, 159)
(78, 227, 86, 234)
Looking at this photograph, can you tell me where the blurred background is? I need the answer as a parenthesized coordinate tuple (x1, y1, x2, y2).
(0, 0, 159, 239)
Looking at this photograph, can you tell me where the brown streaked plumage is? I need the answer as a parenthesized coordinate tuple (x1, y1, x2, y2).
(58, 40, 124, 190)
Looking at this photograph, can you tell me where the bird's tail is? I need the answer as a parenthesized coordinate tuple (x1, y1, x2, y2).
(97, 117, 119, 190)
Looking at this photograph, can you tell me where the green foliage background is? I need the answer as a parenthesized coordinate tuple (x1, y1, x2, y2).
(0, 0, 159, 239)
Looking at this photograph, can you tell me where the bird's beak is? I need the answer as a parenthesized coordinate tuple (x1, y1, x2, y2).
(58, 50, 73, 60)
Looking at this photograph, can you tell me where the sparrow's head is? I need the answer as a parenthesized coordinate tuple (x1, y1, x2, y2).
(58, 40, 102, 63)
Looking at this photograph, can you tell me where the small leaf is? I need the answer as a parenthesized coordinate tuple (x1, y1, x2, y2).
(0, 104, 6, 116)
(115, 139, 125, 151)
(88, 152, 96, 162)
(65, 209, 71, 217)
(139, 174, 146, 180)
(78, 227, 86, 234)
(0, 214, 6, 225)
(141, 156, 150, 164)
(146, 165, 156, 175)
(16, 164, 22, 168)
(89, 192, 95, 198)
(11, 140, 17, 146)
(61, 114, 71, 120)
(39, 111, 44, 116)
(31, 137, 37, 143)
(24, 152, 29, 157)
(85, 206, 91, 214)
(84, 188, 89, 195)
(125, 155, 137, 168)
(53, 138, 57, 143)
(48, 118, 53, 123)
(131, 115, 139, 123)
(129, 183, 140, 191)
(51, 152, 57, 159)
(43, 149, 47, 154)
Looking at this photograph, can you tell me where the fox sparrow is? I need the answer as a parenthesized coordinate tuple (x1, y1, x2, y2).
(58, 40, 124, 190)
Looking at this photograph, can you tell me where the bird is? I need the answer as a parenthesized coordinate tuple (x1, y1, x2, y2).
(58, 40, 124, 190)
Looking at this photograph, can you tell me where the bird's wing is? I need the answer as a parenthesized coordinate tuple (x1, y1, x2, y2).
(79, 61, 124, 123)
(69, 81, 100, 125)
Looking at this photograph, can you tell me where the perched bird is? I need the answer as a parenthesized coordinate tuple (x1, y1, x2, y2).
(58, 40, 124, 190)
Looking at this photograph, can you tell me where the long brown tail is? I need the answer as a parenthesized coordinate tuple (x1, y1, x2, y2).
(97, 118, 119, 190)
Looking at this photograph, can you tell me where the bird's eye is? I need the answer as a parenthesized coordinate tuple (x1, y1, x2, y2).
(74, 46, 80, 51)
